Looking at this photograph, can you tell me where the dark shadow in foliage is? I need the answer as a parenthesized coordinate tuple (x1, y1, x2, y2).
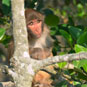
(2, 4, 11, 16)
(25, 0, 36, 8)
(42, 9, 54, 16)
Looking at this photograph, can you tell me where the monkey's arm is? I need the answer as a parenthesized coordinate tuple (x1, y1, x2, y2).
(29, 48, 52, 60)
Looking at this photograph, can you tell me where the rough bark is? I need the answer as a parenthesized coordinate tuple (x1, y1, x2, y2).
(38, 52, 87, 68)
(11, 0, 35, 87)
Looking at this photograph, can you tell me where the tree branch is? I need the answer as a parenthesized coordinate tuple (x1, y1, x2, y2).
(38, 52, 87, 68)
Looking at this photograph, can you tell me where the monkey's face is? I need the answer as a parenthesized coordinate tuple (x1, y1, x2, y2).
(27, 19, 42, 38)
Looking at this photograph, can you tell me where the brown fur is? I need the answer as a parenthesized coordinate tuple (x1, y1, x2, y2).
(25, 8, 44, 25)
(25, 9, 53, 87)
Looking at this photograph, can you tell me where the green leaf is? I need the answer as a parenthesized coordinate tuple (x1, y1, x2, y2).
(45, 14, 59, 26)
(73, 68, 87, 81)
(68, 69, 75, 75)
(58, 52, 67, 55)
(0, 28, 5, 40)
(59, 30, 73, 47)
(73, 59, 87, 68)
(50, 30, 56, 36)
(83, 64, 87, 72)
(50, 27, 59, 36)
(73, 61, 80, 68)
(68, 26, 82, 40)
(2, 0, 10, 6)
(2, 0, 11, 15)
(73, 81, 81, 86)
(77, 31, 87, 47)
(58, 62, 67, 69)
(77, 72, 87, 81)
(1, 35, 11, 46)
(81, 84, 87, 87)
(77, 11, 85, 17)
(74, 44, 87, 53)
(77, 4, 83, 9)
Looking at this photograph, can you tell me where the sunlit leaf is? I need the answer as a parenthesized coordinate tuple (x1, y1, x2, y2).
(74, 44, 87, 53)
(73, 59, 87, 68)
(2, 0, 10, 6)
(0, 28, 5, 40)
(58, 62, 67, 69)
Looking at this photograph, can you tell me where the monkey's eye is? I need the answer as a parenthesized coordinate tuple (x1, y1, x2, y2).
(29, 22, 33, 26)
(37, 20, 41, 23)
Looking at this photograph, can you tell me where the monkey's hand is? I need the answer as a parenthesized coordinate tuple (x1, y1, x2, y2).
(29, 48, 52, 60)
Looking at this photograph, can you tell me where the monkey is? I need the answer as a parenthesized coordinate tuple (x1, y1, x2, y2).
(29, 48, 52, 60)
(25, 9, 54, 87)
(25, 9, 53, 60)
(7, 8, 54, 87)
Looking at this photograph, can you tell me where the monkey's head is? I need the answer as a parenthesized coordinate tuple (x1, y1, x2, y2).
(25, 9, 44, 39)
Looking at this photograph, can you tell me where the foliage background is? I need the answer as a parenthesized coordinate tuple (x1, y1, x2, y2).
(0, 0, 87, 87)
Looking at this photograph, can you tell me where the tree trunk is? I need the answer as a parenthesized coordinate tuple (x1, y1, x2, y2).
(11, 0, 35, 87)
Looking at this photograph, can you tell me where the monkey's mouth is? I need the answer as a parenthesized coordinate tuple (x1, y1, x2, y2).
(34, 31, 42, 38)
(37, 34, 41, 38)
